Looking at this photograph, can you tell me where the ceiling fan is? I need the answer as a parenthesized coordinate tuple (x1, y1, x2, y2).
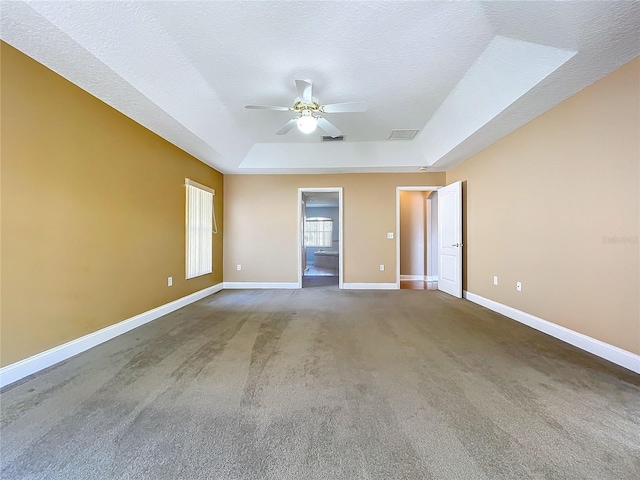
(245, 79, 367, 138)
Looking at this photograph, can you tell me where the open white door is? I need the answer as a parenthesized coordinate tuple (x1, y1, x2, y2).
(438, 181, 462, 297)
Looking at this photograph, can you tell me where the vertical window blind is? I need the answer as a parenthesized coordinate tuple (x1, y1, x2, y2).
(185, 179, 214, 279)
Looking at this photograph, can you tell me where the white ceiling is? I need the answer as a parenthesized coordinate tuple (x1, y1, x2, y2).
(2, 1, 639, 174)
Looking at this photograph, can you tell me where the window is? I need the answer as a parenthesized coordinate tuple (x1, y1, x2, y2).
(185, 179, 215, 279)
(305, 217, 333, 248)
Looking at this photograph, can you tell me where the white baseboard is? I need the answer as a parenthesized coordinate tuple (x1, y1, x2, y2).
(400, 275, 423, 281)
(342, 283, 398, 290)
(463, 291, 640, 374)
(223, 282, 299, 289)
(10, 283, 633, 389)
(400, 275, 438, 282)
(0, 283, 224, 389)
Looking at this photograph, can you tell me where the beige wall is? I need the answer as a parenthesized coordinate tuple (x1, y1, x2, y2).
(447, 56, 640, 354)
(224, 173, 445, 284)
(3, 40, 635, 368)
(1, 42, 224, 366)
(400, 191, 428, 276)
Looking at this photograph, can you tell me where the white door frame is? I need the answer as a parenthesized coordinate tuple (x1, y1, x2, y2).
(395, 186, 442, 289)
(425, 191, 439, 282)
(298, 187, 344, 289)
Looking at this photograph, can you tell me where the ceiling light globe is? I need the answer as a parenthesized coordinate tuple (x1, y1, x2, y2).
(297, 114, 317, 134)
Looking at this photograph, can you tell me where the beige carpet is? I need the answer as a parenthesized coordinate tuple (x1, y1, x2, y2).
(1, 287, 639, 479)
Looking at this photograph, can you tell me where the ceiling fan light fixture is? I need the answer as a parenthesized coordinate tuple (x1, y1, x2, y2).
(247, 80, 362, 137)
(297, 111, 317, 134)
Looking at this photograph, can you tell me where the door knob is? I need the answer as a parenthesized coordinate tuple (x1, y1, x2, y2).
(452, 243, 463, 247)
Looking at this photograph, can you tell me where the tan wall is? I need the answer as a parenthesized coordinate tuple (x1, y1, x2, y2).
(400, 191, 427, 276)
(224, 173, 445, 284)
(447, 56, 640, 354)
(0, 42, 224, 366)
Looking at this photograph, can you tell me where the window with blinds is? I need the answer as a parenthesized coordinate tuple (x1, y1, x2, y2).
(185, 179, 214, 279)
(305, 217, 333, 248)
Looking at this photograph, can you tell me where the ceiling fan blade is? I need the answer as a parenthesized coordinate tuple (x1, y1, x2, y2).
(276, 118, 298, 135)
(316, 117, 342, 138)
(245, 104, 292, 111)
(321, 101, 368, 113)
(295, 79, 313, 104)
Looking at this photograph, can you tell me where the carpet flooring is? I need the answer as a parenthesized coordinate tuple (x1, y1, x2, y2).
(1, 287, 639, 479)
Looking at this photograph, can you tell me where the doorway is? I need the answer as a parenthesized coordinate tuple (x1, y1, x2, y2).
(396, 187, 440, 290)
(298, 188, 343, 288)
(399, 190, 437, 290)
(395, 183, 463, 297)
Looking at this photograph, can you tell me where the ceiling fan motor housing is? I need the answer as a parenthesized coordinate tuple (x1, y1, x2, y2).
(293, 100, 321, 113)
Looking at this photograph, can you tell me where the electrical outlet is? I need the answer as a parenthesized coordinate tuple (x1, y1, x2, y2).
(387, 232, 394, 239)
(516, 281, 522, 292)
(236, 264, 242, 271)
(167, 277, 172, 287)
(493, 276, 498, 285)
(379, 264, 385, 271)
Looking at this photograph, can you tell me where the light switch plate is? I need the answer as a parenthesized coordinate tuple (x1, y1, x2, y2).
(387, 232, 394, 239)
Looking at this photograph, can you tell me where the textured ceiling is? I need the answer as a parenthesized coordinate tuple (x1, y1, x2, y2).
(1, 1, 639, 174)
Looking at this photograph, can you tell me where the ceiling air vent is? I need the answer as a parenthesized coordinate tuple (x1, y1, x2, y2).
(389, 129, 419, 140)
(322, 135, 345, 142)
